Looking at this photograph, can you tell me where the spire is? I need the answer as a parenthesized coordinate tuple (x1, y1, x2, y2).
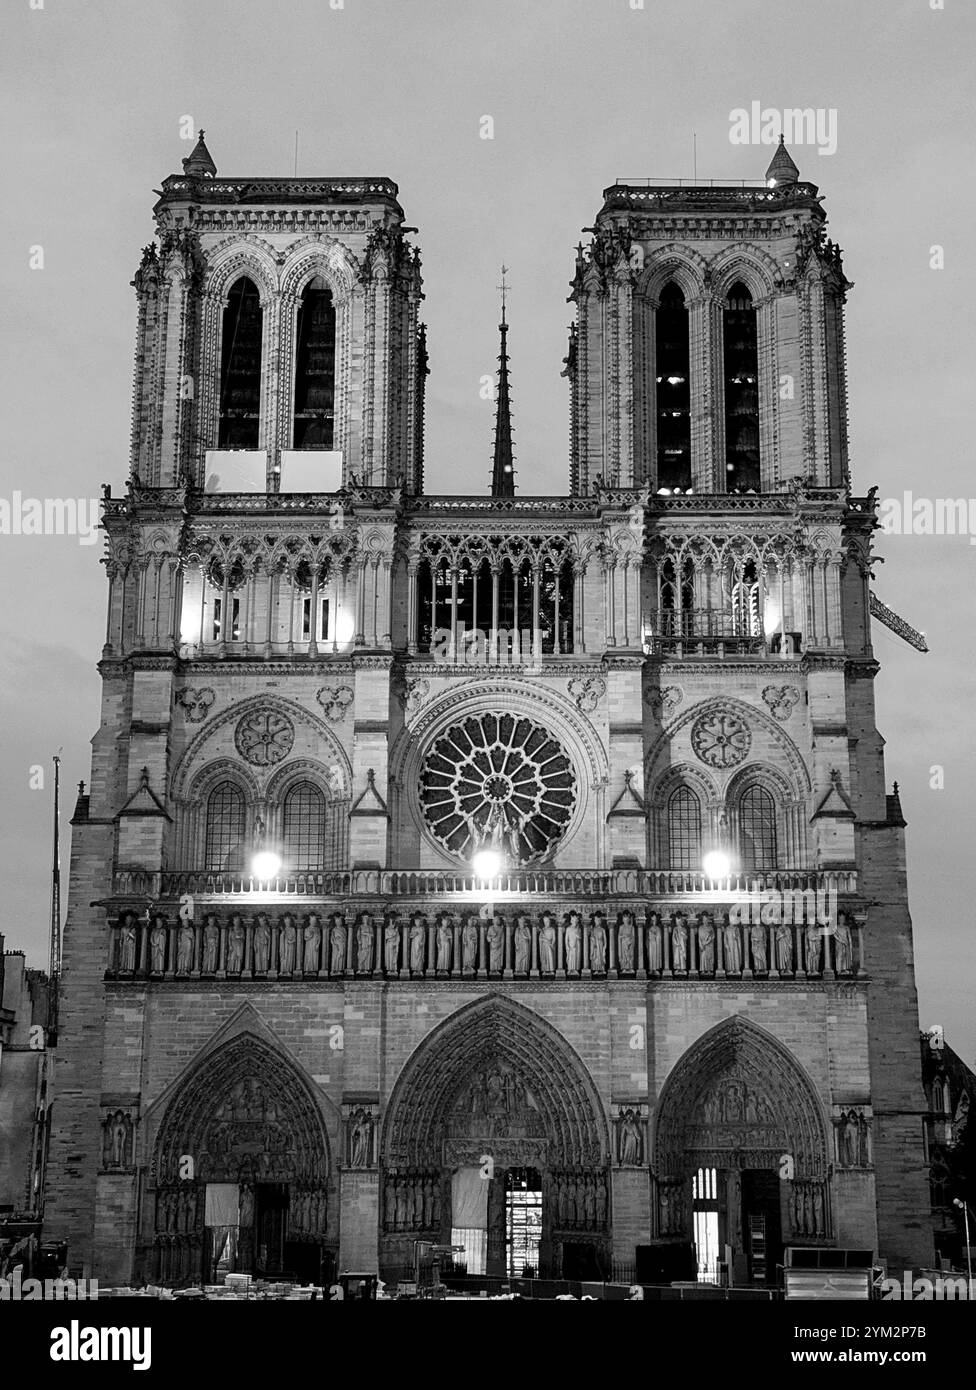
(765, 134, 799, 186)
(490, 265, 516, 497)
(182, 129, 217, 178)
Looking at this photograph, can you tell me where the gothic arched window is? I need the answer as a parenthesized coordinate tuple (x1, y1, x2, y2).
(731, 559, 763, 637)
(737, 784, 777, 872)
(723, 281, 760, 493)
(293, 276, 337, 449)
(218, 277, 263, 448)
(668, 786, 702, 871)
(282, 781, 327, 871)
(204, 782, 246, 871)
(656, 282, 691, 491)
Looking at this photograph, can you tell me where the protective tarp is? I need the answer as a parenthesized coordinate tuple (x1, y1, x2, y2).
(204, 1182, 240, 1228)
(451, 1166, 488, 1229)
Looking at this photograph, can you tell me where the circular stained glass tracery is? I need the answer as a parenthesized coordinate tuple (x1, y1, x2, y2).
(419, 713, 577, 866)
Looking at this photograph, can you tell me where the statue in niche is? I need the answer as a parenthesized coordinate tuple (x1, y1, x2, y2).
(618, 1109, 643, 1165)
(303, 915, 321, 973)
(239, 1186, 254, 1228)
(150, 916, 167, 973)
(395, 1178, 408, 1228)
(804, 923, 822, 974)
(384, 918, 400, 973)
(698, 913, 715, 973)
(565, 912, 582, 973)
(409, 914, 426, 972)
(837, 1111, 855, 1166)
(588, 914, 607, 974)
(202, 915, 219, 973)
(279, 914, 297, 974)
(356, 913, 375, 973)
(514, 915, 531, 974)
(834, 913, 854, 974)
(384, 1177, 396, 1228)
(487, 914, 505, 972)
(104, 1110, 132, 1169)
(118, 915, 137, 972)
(462, 915, 479, 971)
(539, 913, 556, 973)
(595, 1177, 608, 1227)
(671, 916, 687, 972)
(583, 1177, 596, 1226)
(750, 921, 768, 973)
(723, 917, 742, 974)
(857, 1111, 870, 1166)
(176, 921, 194, 974)
(253, 915, 271, 973)
(812, 1185, 824, 1235)
(618, 911, 636, 973)
(436, 916, 453, 972)
(330, 915, 348, 975)
(646, 913, 662, 973)
(350, 1110, 372, 1168)
(227, 915, 245, 974)
(775, 921, 793, 973)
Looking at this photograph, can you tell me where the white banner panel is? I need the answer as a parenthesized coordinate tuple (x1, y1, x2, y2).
(279, 450, 343, 494)
(204, 451, 268, 493)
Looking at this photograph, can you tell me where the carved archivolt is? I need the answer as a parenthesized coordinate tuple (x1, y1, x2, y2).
(382, 996, 609, 1169)
(654, 1016, 829, 1180)
(153, 1031, 331, 1190)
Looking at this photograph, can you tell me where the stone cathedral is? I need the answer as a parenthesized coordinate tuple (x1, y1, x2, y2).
(45, 133, 932, 1287)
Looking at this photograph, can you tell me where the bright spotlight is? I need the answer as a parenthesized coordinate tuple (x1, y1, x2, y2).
(703, 851, 731, 880)
(472, 850, 503, 880)
(251, 851, 282, 881)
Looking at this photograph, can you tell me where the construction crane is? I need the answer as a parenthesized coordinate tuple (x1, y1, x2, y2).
(869, 592, 928, 653)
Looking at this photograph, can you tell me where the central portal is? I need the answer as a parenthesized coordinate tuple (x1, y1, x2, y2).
(380, 997, 611, 1282)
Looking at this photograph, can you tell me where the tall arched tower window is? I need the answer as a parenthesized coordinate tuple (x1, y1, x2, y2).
(668, 786, 702, 870)
(204, 782, 246, 871)
(218, 277, 263, 448)
(293, 276, 337, 449)
(736, 784, 777, 872)
(723, 281, 760, 493)
(656, 283, 691, 491)
(282, 781, 327, 870)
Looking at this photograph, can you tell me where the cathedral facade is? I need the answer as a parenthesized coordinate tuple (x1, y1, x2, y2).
(44, 134, 932, 1286)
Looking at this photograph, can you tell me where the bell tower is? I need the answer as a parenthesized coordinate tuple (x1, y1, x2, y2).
(566, 138, 851, 495)
(130, 132, 426, 493)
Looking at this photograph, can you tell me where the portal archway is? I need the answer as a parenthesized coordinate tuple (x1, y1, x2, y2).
(148, 1032, 332, 1284)
(653, 1017, 831, 1284)
(380, 996, 610, 1280)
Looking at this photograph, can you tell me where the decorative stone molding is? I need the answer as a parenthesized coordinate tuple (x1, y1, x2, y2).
(234, 707, 296, 767)
(568, 675, 607, 713)
(174, 687, 217, 723)
(316, 685, 354, 722)
(644, 685, 683, 720)
(761, 684, 801, 721)
(691, 707, 752, 769)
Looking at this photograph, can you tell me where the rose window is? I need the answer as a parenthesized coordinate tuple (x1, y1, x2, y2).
(691, 709, 751, 769)
(235, 708, 295, 767)
(419, 713, 576, 865)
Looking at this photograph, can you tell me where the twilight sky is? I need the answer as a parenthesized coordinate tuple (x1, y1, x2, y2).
(1, 0, 973, 1060)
